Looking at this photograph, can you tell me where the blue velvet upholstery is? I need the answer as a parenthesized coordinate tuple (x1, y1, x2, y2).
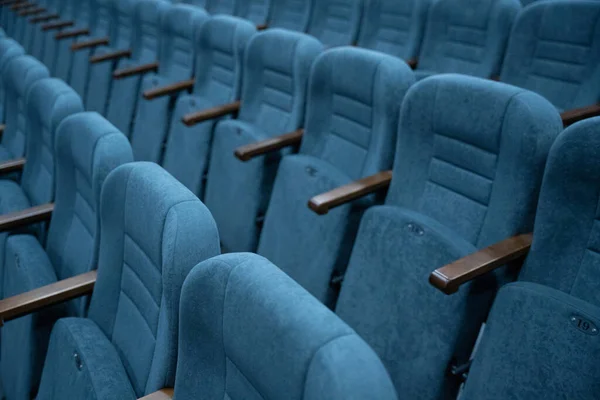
(204, 29, 323, 253)
(174, 253, 399, 399)
(129, 5, 208, 160)
(257, 47, 414, 305)
(414, 0, 520, 80)
(307, 0, 363, 47)
(333, 74, 563, 399)
(38, 0, 81, 75)
(268, 0, 313, 31)
(84, 0, 140, 114)
(236, 0, 271, 24)
(206, 0, 236, 14)
(2, 56, 49, 162)
(54, 0, 93, 83)
(28, 0, 72, 70)
(462, 282, 600, 399)
(500, 0, 600, 112)
(161, 15, 255, 195)
(68, 0, 114, 99)
(105, 0, 170, 135)
(357, 0, 431, 61)
(1, 112, 133, 400)
(36, 162, 221, 399)
(0, 39, 24, 123)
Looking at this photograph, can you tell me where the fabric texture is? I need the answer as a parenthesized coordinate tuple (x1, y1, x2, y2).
(204, 29, 323, 253)
(307, 0, 363, 47)
(36, 162, 221, 398)
(0, 39, 24, 124)
(357, 0, 432, 61)
(334, 74, 563, 398)
(500, 0, 600, 112)
(161, 15, 256, 197)
(258, 47, 414, 305)
(268, 0, 313, 32)
(235, 0, 270, 24)
(174, 252, 399, 400)
(129, 5, 209, 161)
(415, 0, 520, 79)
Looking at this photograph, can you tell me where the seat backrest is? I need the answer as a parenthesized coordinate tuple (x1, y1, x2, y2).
(0, 39, 25, 122)
(21, 78, 84, 207)
(357, 0, 432, 60)
(158, 4, 208, 82)
(47, 112, 133, 285)
(500, 0, 600, 111)
(174, 253, 399, 400)
(268, 0, 313, 32)
(206, 0, 237, 14)
(334, 75, 563, 398)
(236, 29, 323, 135)
(90, 0, 115, 38)
(257, 48, 414, 304)
(307, 0, 364, 47)
(106, 0, 138, 50)
(130, 0, 170, 63)
(518, 117, 600, 307)
(2, 56, 49, 159)
(299, 47, 413, 182)
(416, 0, 520, 78)
(39, 0, 81, 72)
(87, 162, 220, 397)
(236, 0, 271, 24)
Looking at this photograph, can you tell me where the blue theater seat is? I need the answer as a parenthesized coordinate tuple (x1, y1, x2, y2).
(0, 112, 133, 400)
(0, 38, 25, 123)
(172, 253, 399, 400)
(161, 15, 255, 197)
(266, 0, 313, 31)
(257, 47, 414, 305)
(35, 162, 220, 399)
(129, 4, 208, 159)
(307, 0, 363, 47)
(327, 74, 561, 398)
(204, 29, 323, 253)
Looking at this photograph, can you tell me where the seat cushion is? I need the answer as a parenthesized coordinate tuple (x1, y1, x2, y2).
(205, 119, 286, 253)
(36, 318, 137, 400)
(1, 234, 63, 400)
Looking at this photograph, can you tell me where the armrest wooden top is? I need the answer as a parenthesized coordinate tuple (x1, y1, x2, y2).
(0, 0, 20, 6)
(561, 104, 600, 127)
(71, 36, 109, 51)
(0, 270, 96, 326)
(89, 49, 131, 64)
(113, 61, 159, 79)
(235, 129, 304, 161)
(55, 28, 89, 40)
(429, 233, 533, 295)
(406, 58, 418, 69)
(308, 170, 393, 215)
(138, 389, 174, 400)
(143, 78, 195, 100)
(256, 23, 268, 30)
(182, 101, 241, 127)
(42, 20, 74, 31)
(19, 5, 43, 15)
(0, 124, 5, 135)
(0, 202, 54, 233)
(0, 157, 26, 174)
(29, 12, 58, 23)
(11, 2, 33, 11)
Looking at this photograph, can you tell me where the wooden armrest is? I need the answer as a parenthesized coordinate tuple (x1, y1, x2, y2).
(0, 202, 54, 233)
(235, 129, 304, 161)
(0, 0, 20, 6)
(71, 37, 110, 51)
(11, 2, 33, 11)
(143, 78, 195, 100)
(89, 49, 131, 64)
(0, 157, 26, 175)
(138, 389, 174, 400)
(429, 233, 533, 295)
(256, 23, 268, 30)
(0, 270, 96, 326)
(407, 58, 418, 69)
(113, 61, 159, 79)
(490, 75, 501, 82)
(308, 170, 393, 215)
(55, 28, 89, 40)
(19, 5, 43, 15)
(561, 104, 600, 127)
(29, 13, 58, 23)
(182, 101, 241, 127)
(0, 124, 5, 137)
(42, 20, 74, 31)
